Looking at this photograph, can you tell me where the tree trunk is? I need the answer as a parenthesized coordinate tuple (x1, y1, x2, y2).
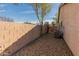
(40, 21, 43, 36)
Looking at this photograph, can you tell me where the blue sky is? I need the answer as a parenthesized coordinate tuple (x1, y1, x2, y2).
(0, 3, 60, 23)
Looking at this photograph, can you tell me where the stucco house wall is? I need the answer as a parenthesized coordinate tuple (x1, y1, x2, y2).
(0, 21, 41, 56)
(59, 3, 79, 55)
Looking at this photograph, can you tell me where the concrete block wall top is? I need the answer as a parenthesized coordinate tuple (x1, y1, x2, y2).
(0, 21, 36, 55)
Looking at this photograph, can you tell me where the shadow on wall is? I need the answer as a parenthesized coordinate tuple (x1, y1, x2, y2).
(0, 25, 41, 56)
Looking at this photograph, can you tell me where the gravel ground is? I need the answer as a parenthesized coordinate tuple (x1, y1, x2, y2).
(14, 33, 73, 56)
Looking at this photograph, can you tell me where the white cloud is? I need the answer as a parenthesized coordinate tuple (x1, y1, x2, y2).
(0, 4, 7, 8)
(0, 9, 6, 13)
(30, 20, 39, 24)
(0, 4, 7, 13)
(44, 19, 54, 24)
(20, 10, 34, 14)
(30, 19, 54, 24)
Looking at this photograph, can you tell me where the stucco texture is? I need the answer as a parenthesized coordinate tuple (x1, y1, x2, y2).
(60, 4, 79, 55)
(0, 21, 40, 56)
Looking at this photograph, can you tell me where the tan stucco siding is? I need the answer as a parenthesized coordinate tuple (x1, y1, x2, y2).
(0, 21, 41, 55)
(60, 4, 79, 55)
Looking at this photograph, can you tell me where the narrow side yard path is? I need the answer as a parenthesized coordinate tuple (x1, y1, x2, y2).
(14, 33, 73, 56)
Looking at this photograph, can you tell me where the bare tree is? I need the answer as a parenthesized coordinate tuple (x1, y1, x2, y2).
(14, 3, 52, 35)
(0, 16, 14, 22)
(32, 3, 52, 35)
